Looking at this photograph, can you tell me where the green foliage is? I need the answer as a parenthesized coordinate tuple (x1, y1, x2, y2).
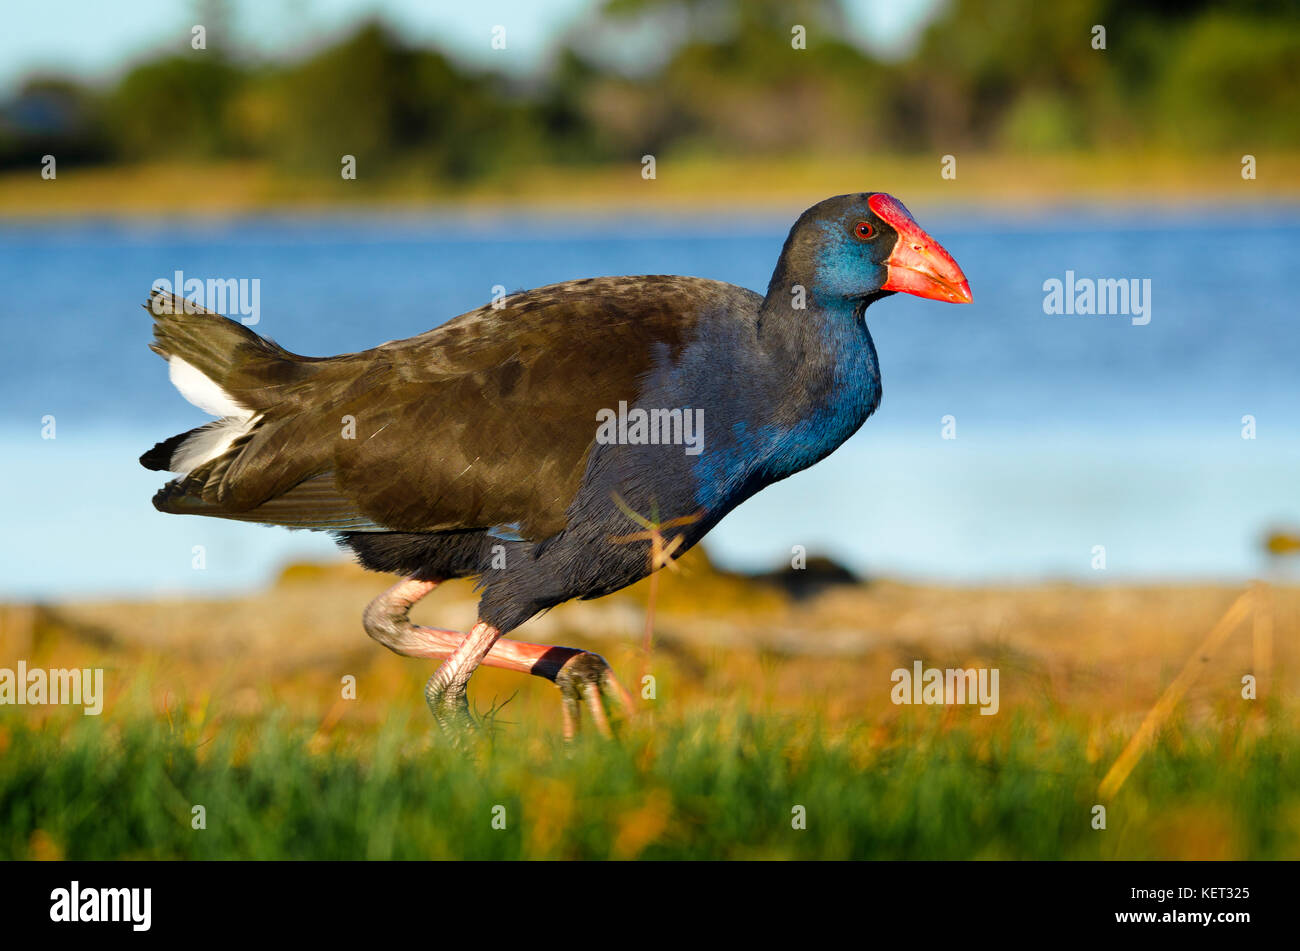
(1157, 13, 1300, 148)
(1, 0, 1296, 175)
(263, 22, 537, 181)
(2, 707, 1295, 859)
(106, 55, 244, 159)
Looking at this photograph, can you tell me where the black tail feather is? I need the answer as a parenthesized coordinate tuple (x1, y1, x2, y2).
(139, 428, 202, 472)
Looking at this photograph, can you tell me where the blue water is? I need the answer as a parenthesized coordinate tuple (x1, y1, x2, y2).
(1, 204, 1297, 598)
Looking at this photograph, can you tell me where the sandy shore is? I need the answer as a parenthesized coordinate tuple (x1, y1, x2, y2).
(3, 152, 1297, 219)
(1, 552, 1292, 731)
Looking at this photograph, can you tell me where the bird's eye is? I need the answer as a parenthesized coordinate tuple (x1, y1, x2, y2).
(854, 220, 875, 240)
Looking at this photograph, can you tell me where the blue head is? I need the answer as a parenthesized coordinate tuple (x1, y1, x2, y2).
(768, 192, 972, 309)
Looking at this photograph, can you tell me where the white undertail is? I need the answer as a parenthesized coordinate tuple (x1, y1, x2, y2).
(166, 357, 259, 474)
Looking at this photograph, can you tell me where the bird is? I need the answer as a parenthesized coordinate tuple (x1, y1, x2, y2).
(140, 192, 971, 740)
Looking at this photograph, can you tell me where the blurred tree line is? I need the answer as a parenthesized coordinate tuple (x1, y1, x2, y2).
(1, 0, 1296, 178)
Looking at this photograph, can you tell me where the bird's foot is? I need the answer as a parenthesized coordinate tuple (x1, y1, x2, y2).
(553, 651, 635, 741)
(424, 679, 477, 740)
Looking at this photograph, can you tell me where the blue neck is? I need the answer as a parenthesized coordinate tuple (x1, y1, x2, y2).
(761, 296, 881, 477)
(690, 295, 882, 511)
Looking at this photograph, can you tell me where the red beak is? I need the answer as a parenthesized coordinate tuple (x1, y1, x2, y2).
(869, 194, 973, 304)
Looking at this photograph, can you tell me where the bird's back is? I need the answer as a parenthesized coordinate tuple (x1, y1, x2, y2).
(144, 275, 763, 542)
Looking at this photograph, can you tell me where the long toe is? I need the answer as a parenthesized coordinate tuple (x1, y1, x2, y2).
(554, 651, 634, 740)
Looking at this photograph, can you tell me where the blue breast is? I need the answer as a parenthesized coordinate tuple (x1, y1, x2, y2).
(689, 310, 881, 513)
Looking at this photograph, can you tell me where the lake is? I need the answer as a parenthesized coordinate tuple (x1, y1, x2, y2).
(2, 203, 1297, 598)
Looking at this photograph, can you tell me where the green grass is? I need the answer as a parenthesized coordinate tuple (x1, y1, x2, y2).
(3, 707, 1296, 860)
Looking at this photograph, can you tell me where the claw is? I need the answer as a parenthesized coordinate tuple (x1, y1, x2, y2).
(553, 651, 634, 741)
(583, 680, 613, 738)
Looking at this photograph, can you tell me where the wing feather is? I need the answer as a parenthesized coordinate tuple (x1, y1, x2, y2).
(149, 276, 760, 538)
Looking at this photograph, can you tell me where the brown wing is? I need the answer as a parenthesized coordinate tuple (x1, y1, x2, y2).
(150, 275, 760, 539)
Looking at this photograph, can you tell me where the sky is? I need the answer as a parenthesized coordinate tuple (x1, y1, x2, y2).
(0, 0, 941, 95)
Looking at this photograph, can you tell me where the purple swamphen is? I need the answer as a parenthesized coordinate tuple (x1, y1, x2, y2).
(140, 193, 972, 738)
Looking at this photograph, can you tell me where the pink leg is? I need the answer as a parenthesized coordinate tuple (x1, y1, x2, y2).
(423, 619, 503, 733)
(362, 577, 633, 738)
